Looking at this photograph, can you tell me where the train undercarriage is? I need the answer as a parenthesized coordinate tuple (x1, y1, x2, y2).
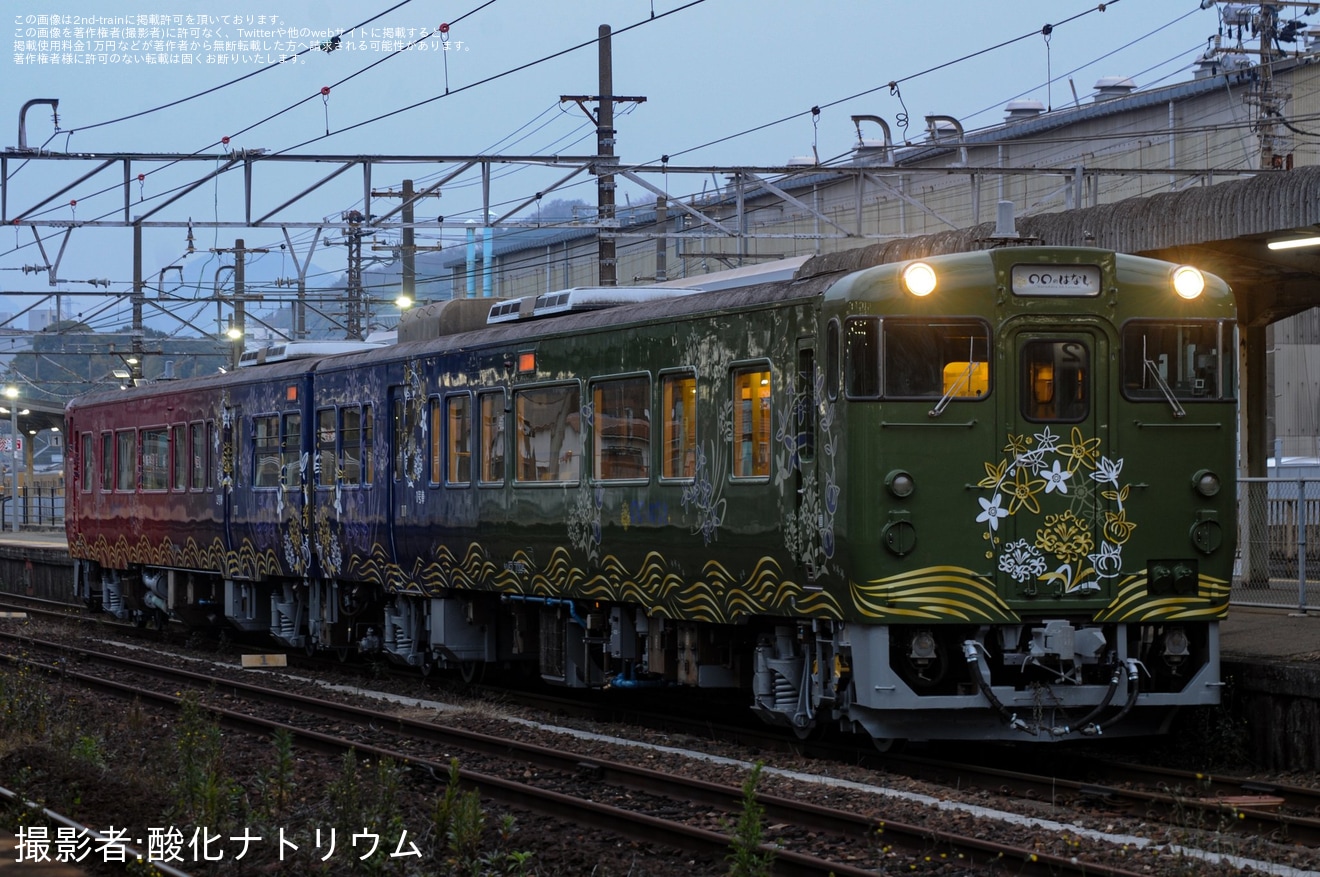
(74, 558, 1219, 743)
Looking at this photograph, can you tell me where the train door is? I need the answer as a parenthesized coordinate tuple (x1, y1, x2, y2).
(996, 326, 1111, 601)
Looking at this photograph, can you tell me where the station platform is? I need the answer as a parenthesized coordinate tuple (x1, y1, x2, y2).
(1221, 604, 1320, 663)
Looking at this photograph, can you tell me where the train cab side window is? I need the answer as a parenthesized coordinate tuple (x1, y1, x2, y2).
(81, 433, 94, 493)
(479, 391, 506, 485)
(883, 319, 991, 400)
(1120, 319, 1236, 402)
(101, 433, 114, 492)
(514, 384, 582, 484)
(844, 317, 879, 399)
(661, 372, 697, 481)
(825, 320, 840, 401)
(316, 408, 335, 488)
(446, 394, 472, 486)
(342, 406, 363, 486)
(592, 375, 650, 482)
(253, 415, 281, 488)
(732, 366, 772, 479)
(116, 429, 136, 491)
(171, 425, 186, 491)
(1021, 340, 1089, 422)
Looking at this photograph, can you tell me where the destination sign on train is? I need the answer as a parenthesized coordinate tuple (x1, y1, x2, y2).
(1010, 264, 1102, 296)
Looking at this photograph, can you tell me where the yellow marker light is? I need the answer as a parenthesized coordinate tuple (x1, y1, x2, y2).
(902, 261, 937, 297)
(1171, 265, 1205, 300)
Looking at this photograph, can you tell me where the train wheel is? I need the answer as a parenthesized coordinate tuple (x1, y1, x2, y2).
(419, 652, 436, 678)
(304, 638, 317, 657)
(459, 660, 485, 685)
(871, 737, 904, 754)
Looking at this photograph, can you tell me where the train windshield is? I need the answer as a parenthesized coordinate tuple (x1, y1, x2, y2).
(875, 318, 991, 400)
(1120, 319, 1236, 402)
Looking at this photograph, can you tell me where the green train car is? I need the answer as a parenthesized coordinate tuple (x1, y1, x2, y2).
(66, 243, 1236, 745)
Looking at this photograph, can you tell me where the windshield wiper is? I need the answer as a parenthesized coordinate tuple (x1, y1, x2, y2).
(1142, 337, 1186, 417)
(929, 340, 979, 417)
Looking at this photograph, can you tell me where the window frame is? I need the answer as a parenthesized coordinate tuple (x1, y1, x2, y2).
(252, 414, 281, 489)
(478, 390, 507, 487)
(80, 432, 93, 493)
(100, 432, 114, 492)
(513, 381, 582, 486)
(115, 429, 136, 492)
(730, 362, 773, 482)
(881, 316, 993, 402)
(1119, 317, 1236, 404)
(658, 369, 697, 484)
(590, 372, 651, 485)
(444, 392, 473, 488)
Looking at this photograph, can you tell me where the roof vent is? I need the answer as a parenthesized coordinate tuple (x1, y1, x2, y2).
(785, 156, 816, 167)
(1092, 76, 1136, 101)
(1004, 99, 1046, 121)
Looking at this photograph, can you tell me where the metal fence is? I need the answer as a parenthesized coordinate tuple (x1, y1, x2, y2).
(0, 486, 65, 532)
(1236, 476, 1320, 612)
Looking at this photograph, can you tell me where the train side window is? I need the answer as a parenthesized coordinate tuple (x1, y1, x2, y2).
(479, 391, 506, 485)
(101, 433, 114, 492)
(1021, 340, 1089, 422)
(446, 394, 472, 486)
(514, 384, 581, 484)
(732, 366, 772, 479)
(253, 415, 281, 488)
(825, 319, 840, 401)
(844, 317, 879, 399)
(883, 318, 991, 400)
(316, 408, 335, 488)
(141, 428, 168, 491)
(189, 422, 206, 490)
(342, 406, 363, 486)
(116, 429, 136, 491)
(81, 432, 94, 493)
(428, 396, 442, 486)
(282, 412, 302, 489)
(171, 424, 186, 491)
(660, 372, 696, 481)
(206, 420, 216, 489)
(592, 375, 650, 482)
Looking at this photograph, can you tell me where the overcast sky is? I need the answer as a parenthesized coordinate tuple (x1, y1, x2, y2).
(1, 0, 1256, 331)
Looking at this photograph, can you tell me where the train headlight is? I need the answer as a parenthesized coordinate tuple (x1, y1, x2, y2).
(886, 469, 915, 498)
(902, 262, 937, 297)
(1192, 469, 1220, 497)
(1171, 265, 1205, 300)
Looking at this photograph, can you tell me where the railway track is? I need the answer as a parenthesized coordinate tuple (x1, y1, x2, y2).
(4, 606, 1320, 875)
(0, 628, 1261, 877)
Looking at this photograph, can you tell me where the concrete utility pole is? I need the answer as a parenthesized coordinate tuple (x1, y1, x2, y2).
(211, 238, 268, 367)
(370, 179, 444, 306)
(561, 24, 645, 287)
